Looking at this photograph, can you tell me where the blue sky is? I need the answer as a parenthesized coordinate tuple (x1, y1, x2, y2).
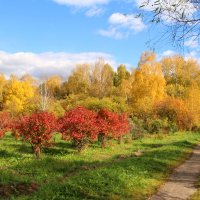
(0, 0, 197, 78)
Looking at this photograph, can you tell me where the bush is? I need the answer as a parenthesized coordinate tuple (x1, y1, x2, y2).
(0, 130, 4, 139)
(131, 117, 147, 139)
(147, 118, 167, 134)
(16, 112, 58, 158)
(59, 106, 99, 152)
(61, 95, 128, 113)
(131, 116, 178, 136)
(146, 118, 178, 134)
(48, 100, 65, 117)
(0, 112, 11, 138)
(154, 97, 193, 131)
(97, 109, 130, 147)
(59, 107, 130, 150)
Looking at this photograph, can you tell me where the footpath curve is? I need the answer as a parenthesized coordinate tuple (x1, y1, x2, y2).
(149, 144, 200, 200)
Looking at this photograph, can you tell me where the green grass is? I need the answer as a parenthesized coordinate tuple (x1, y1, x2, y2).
(0, 132, 200, 200)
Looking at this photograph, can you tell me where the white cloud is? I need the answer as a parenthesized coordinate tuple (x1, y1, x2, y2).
(185, 51, 198, 60)
(52, 0, 109, 7)
(161, 50, 177, 57)
(0, 51, 116, 78)
(98, 27, 125, 39)
(99, 13, 146, 39)
(160, 49, 200, 64)
(109, 13, 146, 32)
(85, 7, 104, 17)
(184, 37, 199, 48)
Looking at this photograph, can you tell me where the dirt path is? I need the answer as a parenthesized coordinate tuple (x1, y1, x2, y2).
(149, 144, 200, 200)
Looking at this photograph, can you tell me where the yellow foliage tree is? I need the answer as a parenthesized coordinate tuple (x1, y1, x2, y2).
(161, 56, 200, 97)
(46, 75, 62, 98)
(0, 73, 6, 98)
(3, 76, 35, 114)
(131, 52, 166, 117)
(65, 64, 90, 95)
(0, 74, 6, 110)
(185, 83, 200, 126)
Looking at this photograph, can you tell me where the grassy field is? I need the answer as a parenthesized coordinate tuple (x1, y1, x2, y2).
(0, 132, 200, 200)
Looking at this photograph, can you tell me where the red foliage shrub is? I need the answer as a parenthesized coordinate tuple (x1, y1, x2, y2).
(97, 109, 130, 147)
(9, 117, 22, 139)
(59, 107, 130, 150)
(0, 112, 12, 139)
(0, 130, 4, 139)
(118, 113, 130, 137)
(16, 112, 58, 158)
(59, 106, 99, 151)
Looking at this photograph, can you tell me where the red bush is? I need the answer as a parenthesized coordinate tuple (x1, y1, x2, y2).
(16, 112, 58, 158)
(118, 113, 130, 137)
(59, 106, 99, 151)
(0, 130, 4, 139)
(0, 112, 11, 139)
(97, 109, 130, 147)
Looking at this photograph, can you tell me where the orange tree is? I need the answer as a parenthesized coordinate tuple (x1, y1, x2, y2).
(154, 97, 193, 131)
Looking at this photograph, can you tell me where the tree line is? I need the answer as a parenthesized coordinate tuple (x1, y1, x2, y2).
(0, 51, 200, 134)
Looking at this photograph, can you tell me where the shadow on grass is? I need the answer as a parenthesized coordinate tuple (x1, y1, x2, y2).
(56, 142, 74, 149)
(43, 147, 70, 156)
(142, 140, 194, 149)
(9, 143, 33, 155)
(10, 142, 73, 156)
(0, 150, 19, 158)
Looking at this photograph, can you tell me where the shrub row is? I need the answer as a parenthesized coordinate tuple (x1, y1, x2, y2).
(0, 107, 130, 158)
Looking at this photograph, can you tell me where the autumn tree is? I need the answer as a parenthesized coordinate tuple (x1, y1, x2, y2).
(3, 76, 35, 115)
(38, 78, 51, 111)
(113, 65, 133, 102)
(161, 56, 200, 98)
(20, 74, 37, 86)
(113, 64, 131, 87)
(89, 60, 114, 99)
(46, 75, 62, 99)
(185, 83, 200, 127)
(63, 64, 90, 96)
(154, 97, 193, 131)
(131, 52, 166, 118)
(0, 74, 6, 110)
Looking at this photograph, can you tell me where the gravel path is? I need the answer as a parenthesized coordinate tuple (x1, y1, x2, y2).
(149, 144, 200, 200)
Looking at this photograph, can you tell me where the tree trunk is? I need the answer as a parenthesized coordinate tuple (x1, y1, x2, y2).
(34, 146, 41, 159)
(101, 135, 107, 148)
(118, 135, 123, 144)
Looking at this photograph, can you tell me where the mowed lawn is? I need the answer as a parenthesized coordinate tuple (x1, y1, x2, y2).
(0, 132, 200, 200)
